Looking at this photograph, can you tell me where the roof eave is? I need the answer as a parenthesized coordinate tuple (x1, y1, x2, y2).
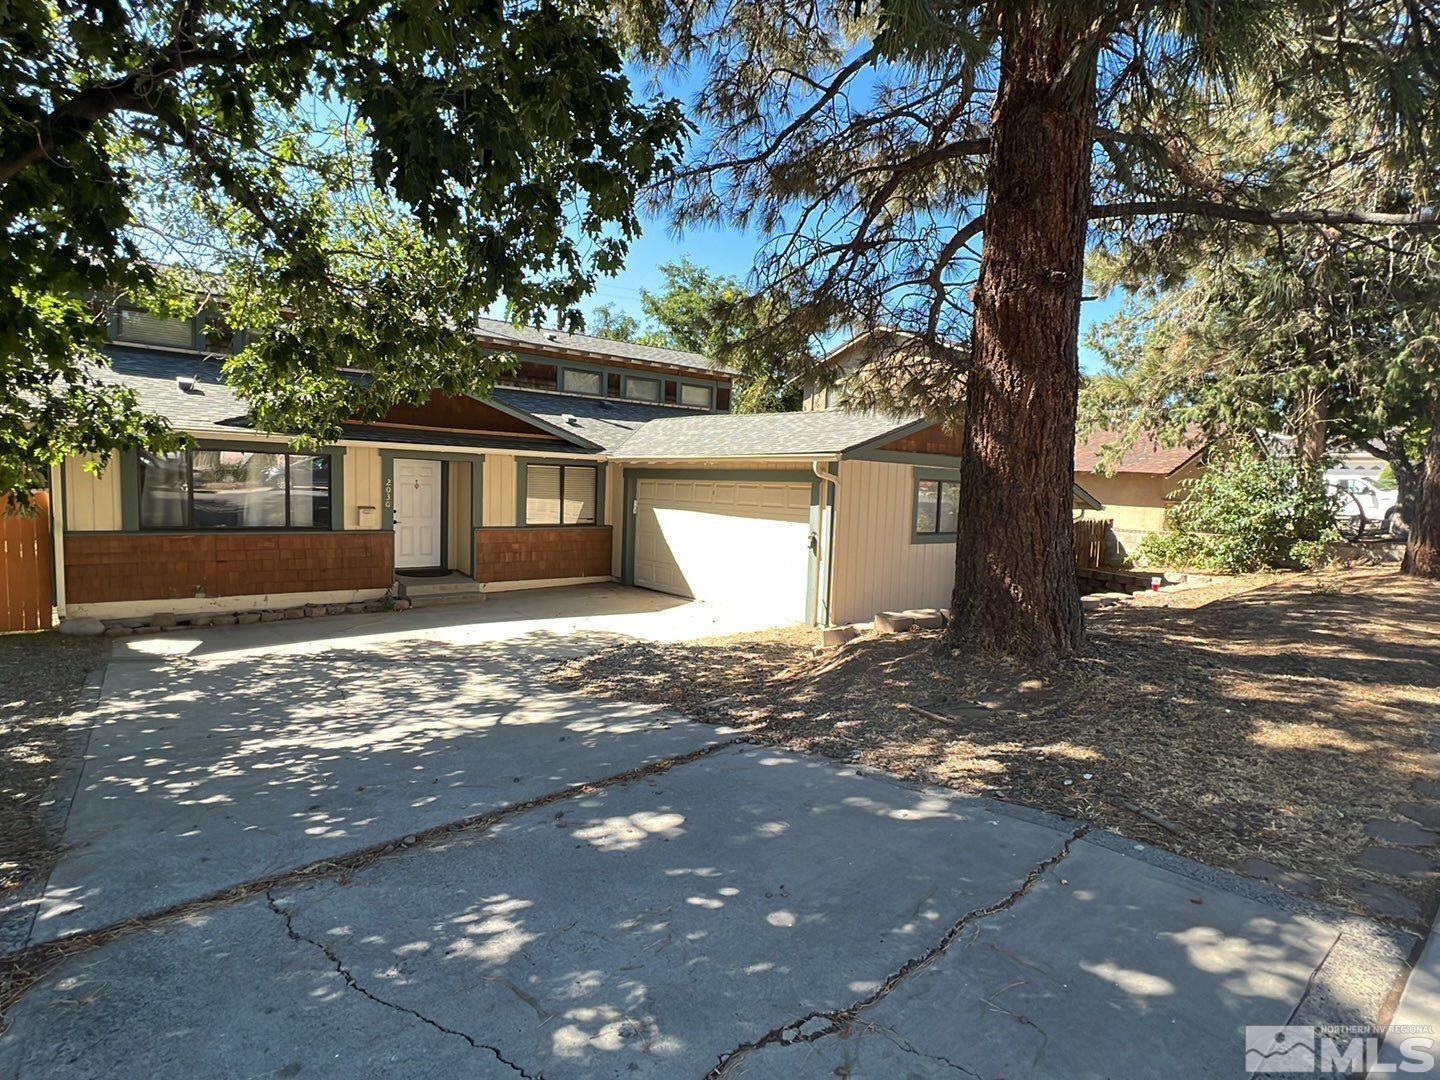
(466, 392, 604, 453)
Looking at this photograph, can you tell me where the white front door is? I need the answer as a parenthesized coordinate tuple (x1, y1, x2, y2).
(394, 458, 442, 569)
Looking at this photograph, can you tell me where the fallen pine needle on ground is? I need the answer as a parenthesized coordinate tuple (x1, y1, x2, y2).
(546, 567, 1440, 924)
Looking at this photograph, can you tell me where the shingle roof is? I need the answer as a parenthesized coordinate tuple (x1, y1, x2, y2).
(97, 347, 699, 453)
(489, 387, 703, 452)
(474, 317, 730, 374)
(1074, 426, 1206, 475)
(98, 347, 254, 433)
(610, 409, 921, 459)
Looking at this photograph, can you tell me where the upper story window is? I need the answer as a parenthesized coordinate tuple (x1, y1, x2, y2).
(115, 310, 196, 350)
(523, 463, 597, 525)
(913, 474, 960, 541)
(622, 375, 662, 403)
(679, 383, 713, 409)
(561, 368, 603, 396)
(139, 449, 331, 530)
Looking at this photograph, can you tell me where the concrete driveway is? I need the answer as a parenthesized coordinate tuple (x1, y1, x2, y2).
(0, 586, 1416, 1078)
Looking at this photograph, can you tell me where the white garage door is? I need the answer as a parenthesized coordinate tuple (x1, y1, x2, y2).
(633, 476, 813, 624)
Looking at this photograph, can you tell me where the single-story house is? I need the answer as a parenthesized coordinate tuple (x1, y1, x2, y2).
(51, 311, 982, 628)
(1073, 427, 1208, 561)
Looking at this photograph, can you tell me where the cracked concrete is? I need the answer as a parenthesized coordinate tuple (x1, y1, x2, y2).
(266, 888, 540, 1079)
(1, 745, 1410, 1079)
(0, 591, 1419, 1077)
(706, 824, 1091, 1076)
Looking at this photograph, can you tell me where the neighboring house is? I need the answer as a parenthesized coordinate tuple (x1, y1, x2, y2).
(1073, 427, 1208, 562)
(802, 328, 966, 415)
(51, 309, 976, 628)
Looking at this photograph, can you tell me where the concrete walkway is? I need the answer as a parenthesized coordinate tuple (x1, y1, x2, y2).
(0, 588, 1420, 1078)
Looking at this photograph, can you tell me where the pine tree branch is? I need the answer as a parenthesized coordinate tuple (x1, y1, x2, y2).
(1090, 199, 1440, 228)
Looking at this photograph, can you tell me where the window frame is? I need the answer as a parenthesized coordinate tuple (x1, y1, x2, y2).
(677, 381, 715, 410)
(520, 461, 601, 527)
(621, 374, 663, 403)
(137, 447, 334, 532)
(911, 468, 961, 545)
(559, 364, 605, 397)
(112, 308, 201, 351)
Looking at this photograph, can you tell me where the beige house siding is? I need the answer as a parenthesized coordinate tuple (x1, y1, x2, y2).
(62, 455, 123, 531)
(829, 458, 956, 625)
(344, 446, 383, 531)
(1074, 460, 1204, 560)
(483, 454, 518, 527)
(447, 461, 474, 574)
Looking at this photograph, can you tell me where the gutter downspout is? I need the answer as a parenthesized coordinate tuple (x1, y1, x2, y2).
(812, 460, 839, 626)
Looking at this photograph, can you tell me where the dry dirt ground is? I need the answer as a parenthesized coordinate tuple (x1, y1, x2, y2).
(0, 634, 106, 895)
(546, 568, 1440, 924)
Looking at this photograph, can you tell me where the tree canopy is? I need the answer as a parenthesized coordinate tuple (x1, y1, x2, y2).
(618, 0, 1440, 650)
(589, 257, 809, 410)
(1, 0, 686, 502)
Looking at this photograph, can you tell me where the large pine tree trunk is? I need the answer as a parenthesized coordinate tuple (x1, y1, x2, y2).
(1402, 390, 1440, 578)
(948, 12, 1098, 657)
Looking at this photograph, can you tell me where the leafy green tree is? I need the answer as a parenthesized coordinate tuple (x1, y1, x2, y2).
(1, 0, 686, 503)
(1081, 110, 1440, 576)
(588, 258, 809, 410)
(1136, 449, 1341, 572)
(619, 0, 1440, 654)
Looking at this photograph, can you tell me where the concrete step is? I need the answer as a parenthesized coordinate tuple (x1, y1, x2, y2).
(394, 573, 484, 603)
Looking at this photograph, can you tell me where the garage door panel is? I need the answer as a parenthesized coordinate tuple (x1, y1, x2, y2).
(633, 479, 812, 624)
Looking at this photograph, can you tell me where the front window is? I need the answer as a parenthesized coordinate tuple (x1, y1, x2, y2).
(914, 476, 960, 538)
(524, 464, 597, 525)
(139, 449, 332, 530)
(679, 383, 712, 409)
(623, 375, 662, 403)
(561, 368, 603, 396)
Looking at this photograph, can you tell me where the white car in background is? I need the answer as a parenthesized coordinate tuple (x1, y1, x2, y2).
(1327, 475, 1404, 538)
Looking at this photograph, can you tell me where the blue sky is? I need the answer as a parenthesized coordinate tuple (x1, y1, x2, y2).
(581, 212, 1121, 376)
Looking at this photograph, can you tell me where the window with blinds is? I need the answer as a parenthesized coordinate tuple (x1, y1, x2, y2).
(115, 310, 196, 349)
(524, 464, 597, 525)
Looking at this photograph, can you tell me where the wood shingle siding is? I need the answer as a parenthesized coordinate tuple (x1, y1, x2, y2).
(63, 531, 394, 604)
(474, 525, 611, 583)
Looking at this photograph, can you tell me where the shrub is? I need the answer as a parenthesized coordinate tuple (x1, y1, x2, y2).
(1133, 448, 1341, 573)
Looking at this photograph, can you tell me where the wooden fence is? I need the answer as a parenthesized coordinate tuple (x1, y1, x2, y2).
(2, 494, 55, 631)
(1074, 517, 1110, 570)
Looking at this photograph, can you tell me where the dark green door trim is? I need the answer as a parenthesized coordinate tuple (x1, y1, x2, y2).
(381, 451, 484, 570)
(619, 467, 822, 626)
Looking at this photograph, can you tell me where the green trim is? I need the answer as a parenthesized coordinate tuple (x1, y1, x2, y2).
(911, 466, 961, 545)
(382, 451, 483, 570)
(330, 450, 345, 531)
(516, 457, 605, 527)
(438, 461, 450, 569)
(59, 458, 69, 533)
(620, 467, 822, 626)
(557, 361, 607, 397)
(849, 449, 963, 468)
(805, 480, 821, 626)
(1072, 480, 1104, 511)
(119, 450, 140, 532)
(676, 379, 716, 410)
(621, 373, 664, 404)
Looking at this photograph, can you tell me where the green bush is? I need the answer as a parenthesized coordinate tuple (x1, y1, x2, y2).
(1132, 449, 1340, 573)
